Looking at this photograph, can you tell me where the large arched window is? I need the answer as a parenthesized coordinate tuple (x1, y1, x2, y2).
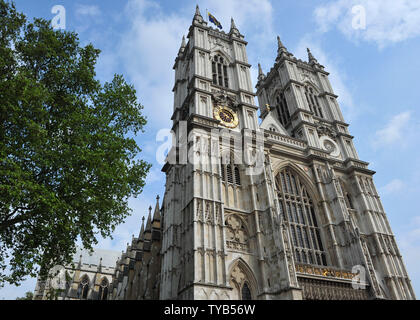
(78, 275, 90, 299)
(304, 86, 324, 118)
(98, 278, 109, 300)
(212, 54, 229, 88)
(275, 168, 327, 266)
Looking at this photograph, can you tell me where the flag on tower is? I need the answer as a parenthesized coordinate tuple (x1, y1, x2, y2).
(208, 12, 222, 29)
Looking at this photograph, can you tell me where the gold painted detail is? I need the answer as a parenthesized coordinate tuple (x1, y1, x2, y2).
(213, 105, 239, 129)
(295, 264, 358, 280)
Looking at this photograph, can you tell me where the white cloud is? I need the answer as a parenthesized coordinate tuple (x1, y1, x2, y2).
(75, 4, 101, 17)
(374, 111, 411, 146)
(379, 179, 404, 195)
(314, 0, 420, 48)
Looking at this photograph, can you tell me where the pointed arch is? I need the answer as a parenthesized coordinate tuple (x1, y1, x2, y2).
(228, 258, 258, 300)
(211, 51, 230, 88)
(273, 162, 328, 267)
(272, 161, 321, 204)
(98, 277, 109, 300)
(303, 82, 324, 118)
(210, 50, 233, 64)
(78, 274, 90, 299)
(302, 80, 322, 94)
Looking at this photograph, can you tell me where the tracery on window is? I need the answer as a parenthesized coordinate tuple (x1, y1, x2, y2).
(98, 278, 109, 300)
(212, 54, 229, 88)
(275, 92, 290, 126)
(78, 275, 90, 299)
(304, 86, 324, 118)
(275, 168, 327, 266)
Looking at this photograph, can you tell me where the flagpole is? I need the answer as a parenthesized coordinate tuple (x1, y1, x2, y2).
(206, 9, 208, 22)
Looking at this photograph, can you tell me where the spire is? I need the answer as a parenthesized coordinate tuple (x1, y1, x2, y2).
(229, 17, 239, 35)
(195, 4, 201, 16)
(153, 195, 161, 222)
(77, 254, 82, 269)
(178, 35, 186, 57)
(193, 4, 204, 24)
(139, 216, 145, 240)
(97, 257, 102, 272)
(145, 206, 152, 232)
(276, 35, 288, 57)
(307, 47, 319, 65)
(258, 63, 265, 81)
(231, 17, 237, 29)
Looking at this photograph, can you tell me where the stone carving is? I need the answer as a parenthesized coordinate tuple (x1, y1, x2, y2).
(315, 123, 338, 140)
(212, 90, 239, 109)
(225, 215, 250, 252)
(205, 201, 213, 223)
(295, 264, 358, 280)
(231, 265, 246, 285)
(298, 277, 369, 300)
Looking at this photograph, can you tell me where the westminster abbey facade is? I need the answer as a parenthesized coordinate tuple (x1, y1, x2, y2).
(34, 6, 415, 300)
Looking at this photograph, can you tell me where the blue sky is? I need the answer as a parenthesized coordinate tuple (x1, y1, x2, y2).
(1, 0, 420, 299)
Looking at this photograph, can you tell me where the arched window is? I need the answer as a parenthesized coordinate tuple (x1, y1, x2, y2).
(275, 168, 328, 266)
(221, 159, 241, 186)
(98, 278, 109, 300)
(79, 276, 90, 299)
(212, 54, 229, 88)
(241, 282, 252, 300)
(275, 93, 290, 126)
(304, 86, 324, 118)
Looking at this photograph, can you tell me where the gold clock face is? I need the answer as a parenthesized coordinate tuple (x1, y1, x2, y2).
(213, 105, 239, 128)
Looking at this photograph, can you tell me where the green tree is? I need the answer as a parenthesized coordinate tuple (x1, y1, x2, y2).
(16, 291, 34, 300)
(0, 1, 151, 286)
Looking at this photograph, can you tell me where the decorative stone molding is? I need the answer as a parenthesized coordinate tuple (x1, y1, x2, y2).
(295, 264, 359, 280)
(315, 122, 338, 140)
(225, 214, 250, 252)
(298, 277, 369, 300)
(211, 90, 239, 110)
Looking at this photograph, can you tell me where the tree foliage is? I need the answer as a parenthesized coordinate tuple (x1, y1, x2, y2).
(16, 291, 34, 300)
(0, 1, 151, 285)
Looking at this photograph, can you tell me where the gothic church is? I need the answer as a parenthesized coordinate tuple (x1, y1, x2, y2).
(34, 6, 416, 300)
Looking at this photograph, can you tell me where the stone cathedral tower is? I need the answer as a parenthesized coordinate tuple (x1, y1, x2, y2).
(158, 6, 416, 300)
